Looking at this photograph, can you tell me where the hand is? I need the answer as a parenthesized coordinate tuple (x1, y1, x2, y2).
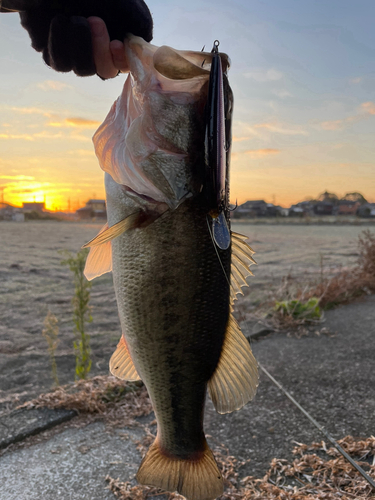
(15, 0, 153, 77)
(88, 17, 129, 79)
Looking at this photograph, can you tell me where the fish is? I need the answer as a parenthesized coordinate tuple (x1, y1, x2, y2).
(83, 35, 258, 500)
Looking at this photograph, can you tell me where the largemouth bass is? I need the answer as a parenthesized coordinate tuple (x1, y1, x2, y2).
(83, 35, 258, 500)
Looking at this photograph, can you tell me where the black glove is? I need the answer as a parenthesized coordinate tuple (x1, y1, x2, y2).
(16, 0, 153, 76)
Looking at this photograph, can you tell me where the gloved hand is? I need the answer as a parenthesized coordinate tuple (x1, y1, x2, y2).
(4, 0, 153, 76)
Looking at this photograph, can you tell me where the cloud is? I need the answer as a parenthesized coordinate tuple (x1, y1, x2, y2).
(0, 133, 34, 141)
(37, 80, 73, 91)
(233, 120, 308, 143)
(350, 77, 362, 84)
(243, 148, 280, 158)
(68, 149, 95, 157)
(48, 117, 101, 129)
(320, 101, 375, 130)
(10, 106, 52, 117)
(361, 101, 375, 115)
(0, 130, 90, 142)
(272, 89, 292, 98)
(320, 117, 359, 130)
(244, 68, 283, 82)
(254, 122, 307, 136)
(232, 136, 249, 142)
(0, 175, 34, 181)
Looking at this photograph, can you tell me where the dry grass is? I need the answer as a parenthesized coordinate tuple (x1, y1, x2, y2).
(106, 436, 375, 500)
(20, 375, 153, 427)
(255, 230, 375, 333)
(306, 230, 375, 310)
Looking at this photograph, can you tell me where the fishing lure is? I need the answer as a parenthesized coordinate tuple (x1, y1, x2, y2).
(205, 40, 232, 250)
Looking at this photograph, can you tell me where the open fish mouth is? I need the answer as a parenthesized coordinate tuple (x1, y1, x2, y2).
(92, 35, 230, 212)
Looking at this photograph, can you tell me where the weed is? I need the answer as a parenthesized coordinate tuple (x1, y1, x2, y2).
(42, 310, 60, 386)
(61, 248, 92, 380)
(274, 297, 322, 321)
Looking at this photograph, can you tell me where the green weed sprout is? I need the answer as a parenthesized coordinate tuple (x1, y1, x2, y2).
(274, 297, 322, 321)
(61, 248, 92, 380)
(42, 310, 60, 386)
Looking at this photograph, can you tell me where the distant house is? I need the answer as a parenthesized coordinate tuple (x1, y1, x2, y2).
(235, 200, 268, 218)
(76, 199, 106, 219)
(314, 201, 335, 215)
(289, 201, 314, 217)
(22, 202, 45, 213)
(0, 203, 24, 221)
(357, 203, 375, 218)
(337, 200, 361, 215)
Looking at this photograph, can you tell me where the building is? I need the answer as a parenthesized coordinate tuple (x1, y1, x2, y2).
(337, 200, 361, 215)
(314, 201, 335, 215)
(289, 201, 315, 217)
(76, 199, 106, 219)
(0, 203, 25, 221)
(357, 203, 375, 218)
(234, 200, 268, 218)
(22, 202, 45, 213)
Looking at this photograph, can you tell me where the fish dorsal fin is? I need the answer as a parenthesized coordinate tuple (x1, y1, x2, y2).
(84, 223, 112, 281)
(82, 212, 144, 248)
(208, 313, 258, 414)
(230, 231, 256, 302)
(109, 335, 141, 381)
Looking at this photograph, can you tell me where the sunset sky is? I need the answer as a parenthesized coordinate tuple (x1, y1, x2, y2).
(1, 0, 375, 211)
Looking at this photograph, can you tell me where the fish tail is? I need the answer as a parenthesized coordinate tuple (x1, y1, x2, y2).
(136, 437, 223, 500)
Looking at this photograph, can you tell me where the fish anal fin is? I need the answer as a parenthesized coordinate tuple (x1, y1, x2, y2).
(109, 335, 141, 381)
(136, 437, 223, 500)
(208, 314, 258, 414)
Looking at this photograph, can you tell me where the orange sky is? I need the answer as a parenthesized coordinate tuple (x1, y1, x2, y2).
(1, 8, 375, 211)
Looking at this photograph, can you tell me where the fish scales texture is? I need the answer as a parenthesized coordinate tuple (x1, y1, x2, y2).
(86, 35, 258, 500)
(109, 196, 230, 456)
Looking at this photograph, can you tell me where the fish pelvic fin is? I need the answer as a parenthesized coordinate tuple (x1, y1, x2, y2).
(230, 231, 256, 302)
(84, 223, 113, 281)
(136, 437, 223, 500)
(109, 335, 141, 381)
(208, 313, 258, 414)
(82, 211, 145, 249)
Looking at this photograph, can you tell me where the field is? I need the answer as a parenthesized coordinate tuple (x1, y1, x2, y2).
(0, 221, 371, 411)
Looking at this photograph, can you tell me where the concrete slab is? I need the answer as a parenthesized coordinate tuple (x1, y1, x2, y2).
(0, 407, 77, 450)
(0, 421, 144, 500)
(0, 296, 374, 498)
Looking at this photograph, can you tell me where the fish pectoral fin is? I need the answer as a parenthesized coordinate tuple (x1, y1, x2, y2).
(230, 231, 257, 302)
(208, 314, 259, 414)
(82, 211, 144, 248)
(83, 223, 113, 281)
(136, 437, 223, 500)
(109, 335, 141, 381)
